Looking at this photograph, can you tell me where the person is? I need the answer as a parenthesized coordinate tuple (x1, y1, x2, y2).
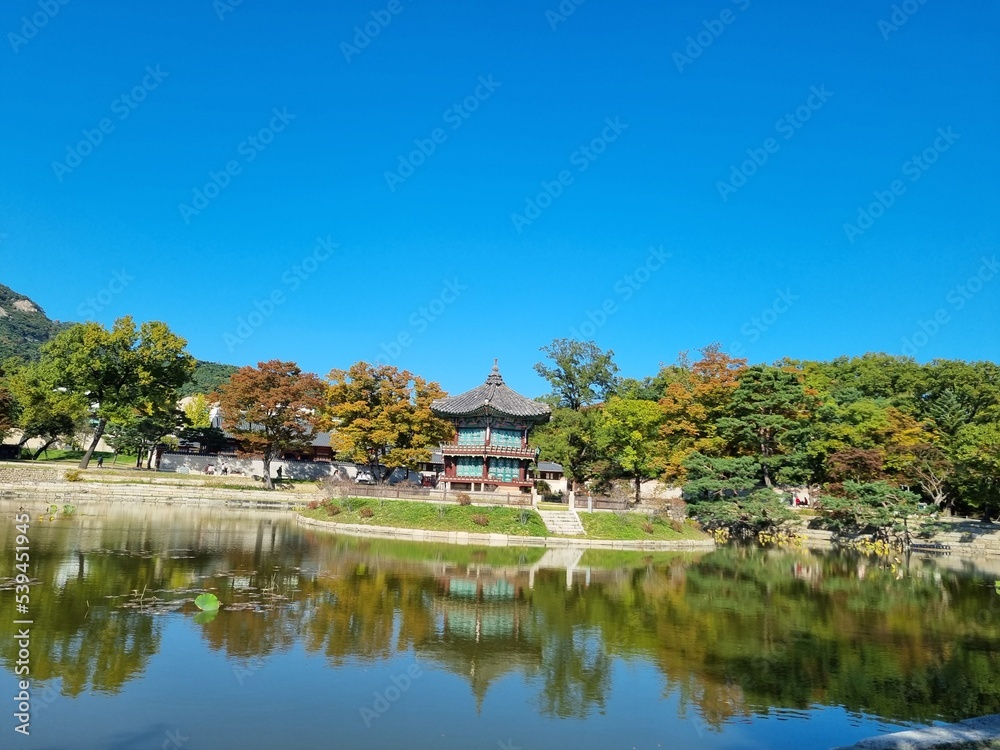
(220, 461, 228, 476)
(276, 466, 282, 481)
(96, 456, 104, 468)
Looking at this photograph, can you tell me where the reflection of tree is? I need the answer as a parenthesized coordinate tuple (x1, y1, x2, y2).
(5, 506, 1000, 727)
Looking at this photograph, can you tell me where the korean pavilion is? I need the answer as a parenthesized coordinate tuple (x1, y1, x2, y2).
(430, 362, 551, 493)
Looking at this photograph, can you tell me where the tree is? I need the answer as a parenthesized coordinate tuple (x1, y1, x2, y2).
(817, 480, 930, 548)
(216, 360, 324, 489)
(681, 452, 792, 536)
(182, 394, 213, 428)
(4, 359, 90, 458)
(40, 317, 195, 468)
(716, 365, 818, 487)
(534, 339, 619, 411)
(532, 407, 600, 491)
(322, 362, 452, 482)
(951, 423, 1000, 520)
(594, 396, 664, 503)
(107, 402, 187, 468)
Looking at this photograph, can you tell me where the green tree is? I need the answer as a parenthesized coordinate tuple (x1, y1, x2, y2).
(716, 365, 818, 487)
(817, 480, 930, 547)
(322, 362, 452, 481)
(4, 359, 90, 458)
(594, 396, 664, 503)
(216, 360, 324, 489)
(681, 452, 792, 535)
(532, 407, 599, 491)
(38, 316, 195, 468)
(534, 339, 619, 411)
(951, 422, 1000, 520)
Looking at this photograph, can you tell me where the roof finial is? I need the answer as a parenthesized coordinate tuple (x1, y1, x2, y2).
(486, 359, 504, 386)
(492, 358, 499, 373)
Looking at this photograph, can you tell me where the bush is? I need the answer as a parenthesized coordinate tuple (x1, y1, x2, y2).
(359, 507, 374, 519)
(535, 480, 552, 494)
(457, 493, 472, 506)
(306, 499, 321, 510)
(642, 521, 654, 534)
(471, 514, 489, 526)
(326, 503, 342, 517)
(64, 469, 82, 482)
(670, 519, 684, 533)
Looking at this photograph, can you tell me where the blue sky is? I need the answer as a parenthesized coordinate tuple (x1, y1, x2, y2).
(1, 0, 997, 397)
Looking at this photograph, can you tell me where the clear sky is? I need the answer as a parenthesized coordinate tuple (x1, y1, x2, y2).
(2, 0, 997, 397)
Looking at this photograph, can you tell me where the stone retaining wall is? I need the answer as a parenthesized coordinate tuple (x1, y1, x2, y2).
(0, 464, 66, 484)
(0, 480, 310, 509)
(796, 523, 1000, 557)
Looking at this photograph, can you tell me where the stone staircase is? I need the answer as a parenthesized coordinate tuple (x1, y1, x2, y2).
(537, 508, 585, 536)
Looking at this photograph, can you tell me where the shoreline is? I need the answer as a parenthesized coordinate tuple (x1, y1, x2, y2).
(4, 474, 1000, 559)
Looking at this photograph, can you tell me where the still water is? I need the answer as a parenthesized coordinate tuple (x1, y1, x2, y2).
(2, 499, 1000, 750)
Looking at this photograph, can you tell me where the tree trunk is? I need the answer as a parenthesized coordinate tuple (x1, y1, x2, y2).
(262, 451, 274, 490)
(31, 437, 58, 460)
(634, 475, 642, 505)
(79, 418, 108, 469)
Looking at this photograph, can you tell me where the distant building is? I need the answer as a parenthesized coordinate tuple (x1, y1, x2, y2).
(430, 362, 551, 493)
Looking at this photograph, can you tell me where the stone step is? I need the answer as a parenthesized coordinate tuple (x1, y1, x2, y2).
(537, 510, 586, 536)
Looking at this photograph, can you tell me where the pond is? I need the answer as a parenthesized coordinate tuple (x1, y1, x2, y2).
(2, 498, 1000, 749)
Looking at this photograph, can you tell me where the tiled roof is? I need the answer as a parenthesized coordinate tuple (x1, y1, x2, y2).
(431, 363, 551, 423)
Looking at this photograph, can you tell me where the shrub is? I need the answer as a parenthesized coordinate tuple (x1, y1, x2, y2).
(306, 499, 321, 510)
(642, 521, 654, 534)
(64, 469, 82, 482)
(670, 519, 684, 533)
(457, 493, 472, 506)
(535, 480, 552, 494)
(359, 507, 374, 519)
(471, 514, 489, 527)
(436, 504, 447, 519)
(326, 504, 342, 517)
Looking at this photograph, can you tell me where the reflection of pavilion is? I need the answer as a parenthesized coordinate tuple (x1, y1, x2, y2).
(416, 571, 542, 708)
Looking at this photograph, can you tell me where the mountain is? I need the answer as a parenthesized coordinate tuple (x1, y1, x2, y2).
(0, 282, 237, 394)
(0, 283, 71, 362)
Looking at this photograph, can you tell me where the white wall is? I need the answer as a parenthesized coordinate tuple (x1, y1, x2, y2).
(158, 453, 357, 481)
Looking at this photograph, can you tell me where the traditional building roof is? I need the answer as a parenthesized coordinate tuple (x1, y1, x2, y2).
(431, 362, 551, 423)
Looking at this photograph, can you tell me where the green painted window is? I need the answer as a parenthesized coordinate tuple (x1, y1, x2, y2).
(457, 427, 485, 445)
(456, 456, 483, 477)
(488, 457, 520, 482)
(490, 428, 522, 448)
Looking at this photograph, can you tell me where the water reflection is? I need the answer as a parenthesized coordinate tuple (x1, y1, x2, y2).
(2, 499, 1000, 733)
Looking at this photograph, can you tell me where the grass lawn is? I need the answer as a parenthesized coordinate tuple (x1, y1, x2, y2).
(301, 497, 549, 537)
(31, 449, 141, 466)
(578, 511, 709, 541)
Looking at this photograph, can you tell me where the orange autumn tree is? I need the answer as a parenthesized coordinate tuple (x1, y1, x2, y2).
(321, 362, 452, 483)
(657, 344, 748, 483)
(216, 360, 325, 489)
